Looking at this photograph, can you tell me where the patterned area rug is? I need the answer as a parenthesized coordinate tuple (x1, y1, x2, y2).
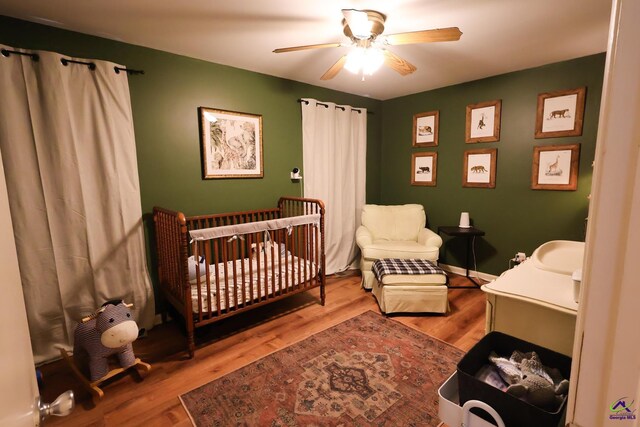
(180, 311, 464, 426)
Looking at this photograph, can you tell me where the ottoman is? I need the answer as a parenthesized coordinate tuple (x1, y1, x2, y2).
(371, 259, 448, 314)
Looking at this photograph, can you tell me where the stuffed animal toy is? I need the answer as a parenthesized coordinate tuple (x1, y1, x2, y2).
(73, 300, 140, 381)
(489, 350, 569, 410)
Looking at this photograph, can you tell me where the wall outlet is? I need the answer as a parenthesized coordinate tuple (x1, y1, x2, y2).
(516, 252, 526, 262)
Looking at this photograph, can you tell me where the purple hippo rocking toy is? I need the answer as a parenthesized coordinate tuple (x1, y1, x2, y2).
(73, 300, 140, 381)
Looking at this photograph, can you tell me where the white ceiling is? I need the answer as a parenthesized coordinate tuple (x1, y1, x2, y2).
(0, 0, 612, 100)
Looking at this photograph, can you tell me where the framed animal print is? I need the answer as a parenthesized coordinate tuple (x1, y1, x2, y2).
(411, 152, 437, 186)
(199, 107, 263, 179)
(535, 87, 586, 138)
(413, 110, 439, 147)
(465, 100, 501, 143)
(463, 148, 497, 188)
(531, 144, 580, 190)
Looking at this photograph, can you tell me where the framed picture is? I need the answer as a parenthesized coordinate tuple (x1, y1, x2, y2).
(413, 110, 439, 147)
(465, 100, 501, 143)
(535, 87, 586, 138)
(198, 107, 263, 179)
(463, 148, 497, 188)
(411, 152, 437, 186)
(531, 144, 580, 190)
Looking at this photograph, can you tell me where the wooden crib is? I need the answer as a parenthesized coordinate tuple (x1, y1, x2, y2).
(153, 197, 325, 357)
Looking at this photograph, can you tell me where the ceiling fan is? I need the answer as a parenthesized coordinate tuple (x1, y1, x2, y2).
(273, 9, 462, 80)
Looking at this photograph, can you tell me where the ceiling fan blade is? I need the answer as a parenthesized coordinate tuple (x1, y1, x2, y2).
(385, 27, 462, 45)
(273, 42, 342, 53)
(342, 9, 372, 39)
(383, 50, 417, 76)
(321, 55, 347, 80)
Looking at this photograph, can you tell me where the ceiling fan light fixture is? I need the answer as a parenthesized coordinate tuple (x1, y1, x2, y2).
(344, 47, 385, 75)
(342, 9, 374, 39)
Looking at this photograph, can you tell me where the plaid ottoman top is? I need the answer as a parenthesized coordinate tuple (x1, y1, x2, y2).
(372, 258, 445, 283)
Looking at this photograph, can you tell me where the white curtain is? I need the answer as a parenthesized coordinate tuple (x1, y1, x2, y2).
(0, 45, 155, 364)
(301, 98, 366, 274)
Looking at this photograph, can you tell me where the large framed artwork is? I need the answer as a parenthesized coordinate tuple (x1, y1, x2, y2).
(531, 144, 580, 190)
(199, 107, 263, 179)
(535, 87, 586, 138)
(413, 110, 439, 147)
(465, 100, 501, 143)
(463, 148, 497, 188)
(411, 152, 437, 186)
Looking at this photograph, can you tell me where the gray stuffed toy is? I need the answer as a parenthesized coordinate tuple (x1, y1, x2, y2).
(489, 350, 569, 410)
(73, 300, 139, 381)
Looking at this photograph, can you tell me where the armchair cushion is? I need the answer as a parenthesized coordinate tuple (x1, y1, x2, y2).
(361, 241, 440, 261)
(361, 204, 425, 241)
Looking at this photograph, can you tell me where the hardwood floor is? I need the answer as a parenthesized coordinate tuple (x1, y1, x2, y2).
(39, 272, 486, 426)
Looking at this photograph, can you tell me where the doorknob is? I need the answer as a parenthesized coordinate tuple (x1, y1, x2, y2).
(37, 390, 74, 424)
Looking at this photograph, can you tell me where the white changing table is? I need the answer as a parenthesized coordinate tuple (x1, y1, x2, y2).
(481, 240, 583, 356)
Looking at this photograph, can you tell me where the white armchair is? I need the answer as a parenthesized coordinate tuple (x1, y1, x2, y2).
(356, 204, 442, 289)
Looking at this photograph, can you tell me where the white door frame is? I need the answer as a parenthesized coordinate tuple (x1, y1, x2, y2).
(567, 0, 640, 425)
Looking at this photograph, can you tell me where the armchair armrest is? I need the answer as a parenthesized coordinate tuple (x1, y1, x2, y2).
(418, 228, 443, 248)
(355, 226, 373, 248)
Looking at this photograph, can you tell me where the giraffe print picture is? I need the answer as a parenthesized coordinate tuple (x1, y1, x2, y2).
(538, 149, 572, 183)
(532, 144, 581, 190)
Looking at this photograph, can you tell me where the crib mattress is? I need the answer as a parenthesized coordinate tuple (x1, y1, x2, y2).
(482, 259, 578, 314)
(190, 255, 318, 313)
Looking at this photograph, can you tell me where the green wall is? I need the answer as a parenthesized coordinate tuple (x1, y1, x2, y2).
(380, 54, 605, 275)
(0, 16, 382, 295)
(0, 15, 606, 280)
(0, 16, 382, 215)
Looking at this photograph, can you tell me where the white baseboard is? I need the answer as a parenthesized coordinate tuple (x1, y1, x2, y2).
(439, 263, 497, 282)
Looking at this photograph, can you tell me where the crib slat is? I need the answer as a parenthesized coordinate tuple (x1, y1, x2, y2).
(222, 239, 230, 313)
(204, 241, 212, 319)
(247, 233, 254, 303)
(194, 241, 203, 323)
(213, 239, 221, 317)
(230, 239, 236, 309)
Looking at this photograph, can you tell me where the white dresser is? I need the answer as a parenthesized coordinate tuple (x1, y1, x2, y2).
(482, 241, 583, 356)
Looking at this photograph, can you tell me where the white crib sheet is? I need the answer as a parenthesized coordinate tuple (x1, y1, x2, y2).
(190, 255, 318, 313)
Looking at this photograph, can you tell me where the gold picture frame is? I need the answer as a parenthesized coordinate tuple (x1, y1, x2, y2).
(531, 144, 580, 190)
(465, 100, 502, 143)
(413, 110, 439, 147)
(199, 107, 263, 179)
(411, 152, 437, 186)
(535, 87, 586, 139)
(463, 148, 497, 188)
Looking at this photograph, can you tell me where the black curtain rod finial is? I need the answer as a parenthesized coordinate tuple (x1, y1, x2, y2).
(114, 66, 145, 75)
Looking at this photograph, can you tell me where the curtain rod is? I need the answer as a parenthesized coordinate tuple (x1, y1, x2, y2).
(297, 99, 373, 115)
(1, 49, 39, 61)
(114, 66, 145, 75)
(1, 50, 144, 75)
(60, 57, 96, 70)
